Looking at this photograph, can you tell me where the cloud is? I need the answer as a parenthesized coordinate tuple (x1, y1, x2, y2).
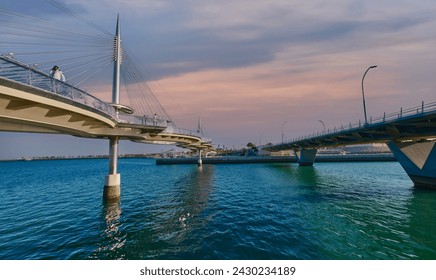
(114, 0, 436, 83)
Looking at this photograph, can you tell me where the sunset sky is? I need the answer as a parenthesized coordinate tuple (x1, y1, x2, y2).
(2, 0, 436, 159)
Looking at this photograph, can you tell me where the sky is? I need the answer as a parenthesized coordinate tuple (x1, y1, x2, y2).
(1, 0, 436, 159)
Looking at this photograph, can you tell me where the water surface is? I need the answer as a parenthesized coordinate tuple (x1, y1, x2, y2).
(0, 158, 435, 259)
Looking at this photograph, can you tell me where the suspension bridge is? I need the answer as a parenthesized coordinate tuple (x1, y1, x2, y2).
(0, 4, 213, 200)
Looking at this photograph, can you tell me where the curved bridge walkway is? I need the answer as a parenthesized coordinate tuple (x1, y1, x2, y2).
(0, 55, 213, 151)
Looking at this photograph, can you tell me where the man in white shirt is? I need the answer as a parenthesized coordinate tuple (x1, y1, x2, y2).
(49, 65, 65, 82)
(49, 65, 65, 93)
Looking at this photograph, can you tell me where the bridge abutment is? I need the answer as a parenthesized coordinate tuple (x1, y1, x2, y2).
(294, 148, 317, 166)
(387, 140, 436, 188)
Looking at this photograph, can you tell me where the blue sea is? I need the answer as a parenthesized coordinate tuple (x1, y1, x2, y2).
(0, 158, 435, 260)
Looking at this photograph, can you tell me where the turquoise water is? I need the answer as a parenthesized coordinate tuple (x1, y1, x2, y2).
(0, 158, 435, 259)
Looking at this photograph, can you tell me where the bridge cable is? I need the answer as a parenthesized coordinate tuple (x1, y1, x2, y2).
(1, 2, 175, 125)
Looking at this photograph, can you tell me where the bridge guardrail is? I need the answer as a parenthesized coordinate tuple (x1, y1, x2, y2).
(164, 125, 212, 143)
(286, 100, 436, 143)
(118, 114, 168, 127)
(0, 55, 117, 119)
(118, 115, 211, 142)
(120, 115, 211, 142)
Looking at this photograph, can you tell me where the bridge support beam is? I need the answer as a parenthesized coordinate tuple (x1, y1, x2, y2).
(294, 148, 317, 166)
(387, 140, 436, 188)
(198, 149, 203, 166)
(104, 137, 120, 200)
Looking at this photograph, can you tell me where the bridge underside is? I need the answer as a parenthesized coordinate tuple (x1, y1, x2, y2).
(0, 79, 118, 138)
(267, 116, 436, 152)
(132, 133, 214, 151)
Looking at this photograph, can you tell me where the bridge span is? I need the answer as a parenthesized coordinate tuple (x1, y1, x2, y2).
(263, 101, 436, 188)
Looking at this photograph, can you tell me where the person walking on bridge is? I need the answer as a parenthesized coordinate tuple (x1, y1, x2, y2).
(49, 65, 65, 93)
(50, 65, 65, 82)
(153, 113, 158, 126)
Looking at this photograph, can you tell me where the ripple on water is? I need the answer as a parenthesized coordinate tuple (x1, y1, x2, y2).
(1, 159, 436, 259)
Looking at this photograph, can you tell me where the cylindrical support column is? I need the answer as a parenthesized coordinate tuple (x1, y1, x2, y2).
(104, 137, 120, 200)
(108, 137, 118, 174)
(198, 149, 203, 166)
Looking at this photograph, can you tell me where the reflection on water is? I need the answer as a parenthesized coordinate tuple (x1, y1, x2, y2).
(149, 165, 215, 252)
(407, 188, 436, 259)
(103, 200, 121, 237)
(90, 200, 125, 259)
(92, 164, 215, 259)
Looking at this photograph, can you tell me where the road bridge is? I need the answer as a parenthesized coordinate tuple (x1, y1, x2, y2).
(263, 102, 436, 188)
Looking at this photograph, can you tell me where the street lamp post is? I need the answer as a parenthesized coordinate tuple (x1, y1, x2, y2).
(318, 120, 326, 132)
(361, 65, 377, 125)
(281, 121, 287, 143)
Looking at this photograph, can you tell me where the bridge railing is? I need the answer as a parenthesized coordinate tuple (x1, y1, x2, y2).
(0, 55, 117, 118)
(286, 100, 436, 144)
(164, 125, 212, 143)
(117, 114, 168, 127)
(117, 115, 211, 142)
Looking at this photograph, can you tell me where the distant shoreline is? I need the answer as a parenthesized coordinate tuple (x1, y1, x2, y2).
(1, 152, 397, 164)
(0, 155, 154, 162)
(156, 153, 397, 165)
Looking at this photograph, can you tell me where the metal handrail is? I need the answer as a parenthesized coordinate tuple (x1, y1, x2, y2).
(118, 114, 168, 127)
(286, 100, 436, 144)
(164, 125, 212, 143)
(0, 55, 117, 118)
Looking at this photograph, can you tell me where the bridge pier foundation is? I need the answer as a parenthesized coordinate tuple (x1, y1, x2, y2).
(104, 174, 120, 200)
(294, 148, 317, 166)
(387, 140, 436, 188)
(104, 137, 120, 200)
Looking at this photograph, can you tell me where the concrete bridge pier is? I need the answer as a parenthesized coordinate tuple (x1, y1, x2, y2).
(198, 149, 203, 166)
(294, 148, 318, 166)
(104, 136, 121, 200)
(387, 140, 436, 189)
